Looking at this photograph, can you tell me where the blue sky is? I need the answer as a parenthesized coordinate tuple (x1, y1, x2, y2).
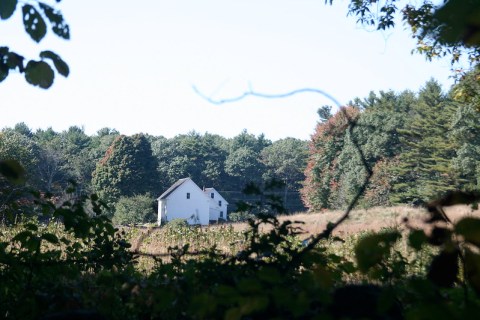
(0, 0, 455, 140)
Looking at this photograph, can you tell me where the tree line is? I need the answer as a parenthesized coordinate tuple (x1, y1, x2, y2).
(302, 75, 480, 211)
(0, 126, 308, 224)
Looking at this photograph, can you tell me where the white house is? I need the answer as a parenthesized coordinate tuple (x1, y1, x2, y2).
(157, 178, 228, 226)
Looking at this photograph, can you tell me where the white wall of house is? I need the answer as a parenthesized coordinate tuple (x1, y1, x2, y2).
(158, 179, 210, 225)
(205, 188, 228, 221)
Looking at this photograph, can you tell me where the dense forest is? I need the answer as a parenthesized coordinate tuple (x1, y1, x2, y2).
(0, 126, 308, 224)
(4, 76, 480, 224)
(302, 77, 480, 211)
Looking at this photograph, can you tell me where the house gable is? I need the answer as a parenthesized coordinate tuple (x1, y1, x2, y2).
(157, 178, 189, 200)
(204, 188, 228, 205)
(204, 187, 229, 221)
(158, 179, 229, 225)
(157, 178, 210, 225)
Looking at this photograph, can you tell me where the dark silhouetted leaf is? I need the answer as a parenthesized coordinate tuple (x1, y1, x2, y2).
(24, 223, 38, 231)
(0, 63, 8, 82)
(42, 233, 59, 244)
(428, 227, 452, 246)
(426, 206, 449, 223)
(455, 217, 480, 246)
(354, 231, 401, 273)
(40, 50, 69, 76)
(409, 229, 428, 250)
(39, 2, 70, 39)
(0, 0, 17, 20)
(0, 160, 26, 184)
(6, 51, 24, 71)
(0, 47, 10, 82)
(431, 191, 480, 207)
(428, 250, 459, 287)
(464, 248, 480, 294)
(427, 0, 480, 47)
(22, 4, 47, 42)
(330, 285, 401, 319)
(12, 230, 32, 244)
(25, 60, 54, 89)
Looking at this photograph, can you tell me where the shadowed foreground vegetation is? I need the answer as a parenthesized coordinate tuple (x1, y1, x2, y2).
(2, 190, 480, 319)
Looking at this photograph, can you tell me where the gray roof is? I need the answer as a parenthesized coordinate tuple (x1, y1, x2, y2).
(157, 178, 190, 200)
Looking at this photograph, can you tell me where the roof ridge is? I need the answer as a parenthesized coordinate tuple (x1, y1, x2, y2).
(157, 177, 190, 200)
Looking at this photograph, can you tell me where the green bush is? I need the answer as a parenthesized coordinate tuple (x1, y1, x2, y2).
(165, 218, 189, 229)
(112, 194, 155, 225)
(228, 211, 256, 222)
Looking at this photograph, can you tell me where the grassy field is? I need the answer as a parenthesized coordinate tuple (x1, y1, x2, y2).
(126, 205, 480, 261)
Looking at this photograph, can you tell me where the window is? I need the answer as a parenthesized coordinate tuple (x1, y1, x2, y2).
(220, 211, 224, 218)
(218, 200, 222, 206)
(210, 193, 214, 199)
(186, 193, 190, 199)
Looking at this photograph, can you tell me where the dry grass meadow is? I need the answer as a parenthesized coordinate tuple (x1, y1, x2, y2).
(128, 205, 480, 262)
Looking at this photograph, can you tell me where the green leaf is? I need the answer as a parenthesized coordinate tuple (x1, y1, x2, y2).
(354, 231, 401, 273)
(39, 2, 70, 39)
(455, 217, 480, 246)
(22, 4, 47, 42)
(0, 160, 26, 184)
(24, 60, 54, 89)
(0, 0, 17, 20)
(40, 50, 69, 77)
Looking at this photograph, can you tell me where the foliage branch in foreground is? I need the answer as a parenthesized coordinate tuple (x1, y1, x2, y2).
(332, 0, 480, 69)
(0, 0, 69, 88)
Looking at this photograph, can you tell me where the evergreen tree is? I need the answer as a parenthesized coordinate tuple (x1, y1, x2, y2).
(391, 80, 458, 204)
(91, 134, 159, 211)
(450, 104, 480, 190)
(345, 90, 415, 208)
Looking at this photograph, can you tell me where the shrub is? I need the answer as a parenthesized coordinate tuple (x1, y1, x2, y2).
(112, 194, 155, 225)
(228, 211, 256, 222)
(165, 218, 189, 229)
